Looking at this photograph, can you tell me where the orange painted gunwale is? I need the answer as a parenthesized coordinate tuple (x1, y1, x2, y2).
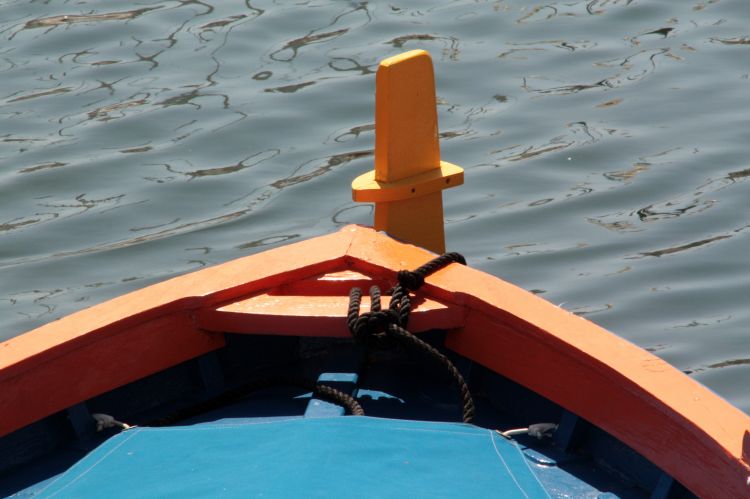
(1, 225, 748, 498)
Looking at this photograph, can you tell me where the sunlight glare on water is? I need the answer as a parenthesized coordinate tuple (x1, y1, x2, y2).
(1, 0, 749, 413)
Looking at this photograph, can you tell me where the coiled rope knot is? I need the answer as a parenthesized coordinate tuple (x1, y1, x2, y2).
(348, 287, 402, 347)
(346, 252, 476, 424)
(347, 252, 468, 345)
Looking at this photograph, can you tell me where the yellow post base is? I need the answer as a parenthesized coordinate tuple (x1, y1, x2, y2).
(374, 193, 445, 254)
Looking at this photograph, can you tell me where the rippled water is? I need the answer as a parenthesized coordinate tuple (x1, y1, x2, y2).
(1, 0, 749, 413)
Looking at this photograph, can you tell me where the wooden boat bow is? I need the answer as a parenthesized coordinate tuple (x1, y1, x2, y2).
(2, 224, 749, 497)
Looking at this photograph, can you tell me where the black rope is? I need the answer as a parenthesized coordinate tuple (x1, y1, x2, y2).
(347, 253, 475, 424)
(348, 287, 399, 348)
(399, 252, 467, 291)
(385, 323, 475, 424)
(392, 252, 465, 328)
(147, 375, 363, 427)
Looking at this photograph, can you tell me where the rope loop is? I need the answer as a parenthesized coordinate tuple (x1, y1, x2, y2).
(348, 286, 402, 347)
(351, 310, 400, 338)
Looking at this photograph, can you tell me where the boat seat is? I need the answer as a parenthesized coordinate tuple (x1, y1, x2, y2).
(197, 270, 465, 337)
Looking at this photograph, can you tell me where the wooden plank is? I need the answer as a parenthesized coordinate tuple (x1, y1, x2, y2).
(197, 294, 464, 337)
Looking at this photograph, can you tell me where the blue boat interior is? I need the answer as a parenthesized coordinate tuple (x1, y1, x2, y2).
(2, 331, 697, 498)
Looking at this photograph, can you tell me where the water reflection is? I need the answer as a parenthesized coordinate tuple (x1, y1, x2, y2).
(200, 14, 247, 31)
(161, 149, 280, 178)
(331, 123, 374, 143)
(595, 98, 623, 108)
(253, 71, 273, 80)
(185, 247, 212, 267)
(271, 149, 372, 189)
(89, 98, 148, 121)
(682, 356, 749, 376)
(711, 37, 750, 45)
(636, 234, 732, 258)
(707, 358, 750, 369)
(265, 81, 316, 93)
(674, 315, 733, 329)
(271, 28, 349, 62)
(603, 148, 682, 183)
(631, 27, 675, 44)
(237, 234, 299, 249)
(517, 5, 559, 23)
(524, 47, 676, 95)
(587, 215, 641, 233)
(120, 146, 153, 154)
(332, 204, 372, 226)
(497, 121, 607, 162)
(635, 198, 715, 222)
(18, 162, 67, 174)
(515, 0, 636, 23)
(131, 218, 181, 232)
(727, 168, 750, 181)
(569, 303, 613, 316)
(1, 213, 57, 233)
(174, 0, 214, 16)
(23, 8, 159, 30)
(5, 289, 62, 320)
(9, 87, 72, 103)
(328, 57, 374, 75)
(498, 39, 597, 59)
(39, 193, 125, 214)
(387, 34, 460, 60)
(46, 210, 252, 260)
(603, 162, 649, 183)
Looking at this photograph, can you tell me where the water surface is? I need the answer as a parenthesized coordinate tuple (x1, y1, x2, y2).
(1, 0, 749, 413)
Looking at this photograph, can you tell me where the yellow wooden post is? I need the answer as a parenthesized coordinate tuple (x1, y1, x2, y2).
(351, 50, 464, 254)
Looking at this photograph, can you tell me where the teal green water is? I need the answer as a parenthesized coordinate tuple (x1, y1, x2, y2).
(2, 1, 749, 413)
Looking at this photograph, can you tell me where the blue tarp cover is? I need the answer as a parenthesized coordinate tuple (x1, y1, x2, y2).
(37, 416, 549, 498)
